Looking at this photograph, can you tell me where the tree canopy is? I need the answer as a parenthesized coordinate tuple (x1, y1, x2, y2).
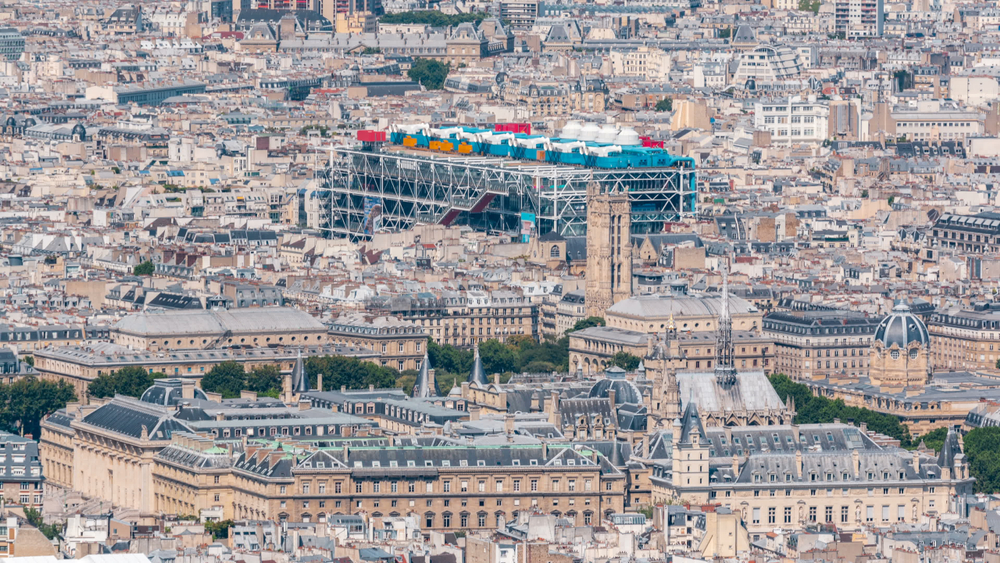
(304, 356, 399, 391)
(963, 427, 1000, 493)
(426, 336, 570, 387)
(768, 374, 913, 447)
(133, 260, 154, 276)
(379, 10, 487, 26)
(655, 98, 673, 112)
(245, 365, 282, 398)
(408, 59, 450, 90)
(609, 351, 642, 371)
(88, 366, 165, 399)
(0, 377, 76, 439)
(200, 361, 247, 399)
(568, 316, 605, 334)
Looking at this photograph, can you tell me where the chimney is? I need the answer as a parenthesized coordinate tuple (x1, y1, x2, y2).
(852, 448, 861, 478)
(548, 390, 560, 426)
(642, 433, 650, 458)
(469, 404, 481, 421)
(504, 413, 514, 435)
(299, 399, 311, 411)
(795, 449, 803, 479)
(317, 372, 323, 392)
(541, 441, 548, 459)
(182, 379, 195, 399)
(732, 454, 739, 478)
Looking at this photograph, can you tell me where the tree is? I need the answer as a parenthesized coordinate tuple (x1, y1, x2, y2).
(204, 519, 234, 540)
(304, 356, 399, 392)
(479, 339, 518, 375)
(655, 98, 673, 112)
(24, 507, 61, 540)
(718, 27, 732, 39)
(569, 317, 605, 334)
(797, 0, 820, 13)
(23, 356, 33, 367)
(768, 374, 913, 447)
(88, 366, 165, 399)
(0, 377, 76, 439)
(133, 260, 154, 276)
(609, 351, 642, 371)
(888, 195, 895, 206)
(408, 59, 450, 90)
(201, 361, 246, 399)
(963, 427, 1000, 493)
(246, 365, 281, 398)
(361, 46, 381, 54)
(379, 10, 487, 26)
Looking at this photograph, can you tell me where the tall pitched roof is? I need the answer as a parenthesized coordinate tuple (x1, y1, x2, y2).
(293, 350, 309, 394)
(412, 352, 440, 398)
(468, 344, 489, 386)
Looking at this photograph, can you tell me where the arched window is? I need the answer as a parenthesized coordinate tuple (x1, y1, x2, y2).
(550, 245, 560, 258)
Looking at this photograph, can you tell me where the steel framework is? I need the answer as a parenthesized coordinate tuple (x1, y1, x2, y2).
(318, 147, 696, 240)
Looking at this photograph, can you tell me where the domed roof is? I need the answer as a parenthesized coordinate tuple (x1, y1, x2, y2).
(588, 369, 642, 405)
(874, 303, 930, 349)
(140, 378, 208, 406)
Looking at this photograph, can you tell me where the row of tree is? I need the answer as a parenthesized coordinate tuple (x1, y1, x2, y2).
(768, 374, 917, 447)
(379, 10, 487, 26)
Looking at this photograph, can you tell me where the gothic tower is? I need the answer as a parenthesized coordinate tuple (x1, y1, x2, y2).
(714, 264, 737, 387)
(585, 181, 632, 318)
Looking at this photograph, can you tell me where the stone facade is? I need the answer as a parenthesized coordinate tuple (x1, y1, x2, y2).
(585, 181, 632, 318)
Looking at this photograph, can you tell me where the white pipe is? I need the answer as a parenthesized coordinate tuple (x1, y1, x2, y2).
(551, 141, 587, 153)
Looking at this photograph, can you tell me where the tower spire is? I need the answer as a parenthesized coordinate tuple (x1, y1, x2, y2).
(715, 261, 737, 386)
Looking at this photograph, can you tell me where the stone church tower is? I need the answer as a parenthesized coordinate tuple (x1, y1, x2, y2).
(585, 181, 632, 318)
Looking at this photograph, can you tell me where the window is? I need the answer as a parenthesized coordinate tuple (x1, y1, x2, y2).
(444, 481, 451, 493)
(530, 479, 538, 492)
(752, 507, 760, 524)
(356, 483, 362, 493)
(768, 507, 776, 524)
(866, 506, 874, 522)
(478, 514, 486, 527)
(841, 506, 849, 523)
(825, 506, 833, 522)
(784, 507, 792, 524)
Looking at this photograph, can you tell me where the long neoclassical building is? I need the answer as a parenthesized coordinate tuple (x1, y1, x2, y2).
(110, 307, 329, 351)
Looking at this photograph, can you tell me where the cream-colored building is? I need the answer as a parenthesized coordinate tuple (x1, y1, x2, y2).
(604, 293, 762, 335)
(648, 408, 974, 540)
(110, 307, 330, 351)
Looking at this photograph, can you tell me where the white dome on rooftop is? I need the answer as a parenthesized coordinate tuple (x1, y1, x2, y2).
(560, 120, 582, 140)
(578, 122, 601, 141)
(596, 124, 619, 144)
(616, 128, 641, 146)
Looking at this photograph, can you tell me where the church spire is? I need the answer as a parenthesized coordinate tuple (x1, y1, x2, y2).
(715, 262, 737, 386)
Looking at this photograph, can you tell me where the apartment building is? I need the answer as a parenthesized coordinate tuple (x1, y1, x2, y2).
(835, 0, 884, 37)
(753, 96, 831, 146)
(763, 310, 883, 380)
(366, 292, 538, 348)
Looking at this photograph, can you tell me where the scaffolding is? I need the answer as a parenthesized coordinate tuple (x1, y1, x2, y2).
(318, 147, 697, 240)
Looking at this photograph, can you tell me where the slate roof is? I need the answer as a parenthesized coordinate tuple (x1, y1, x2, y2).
(81, 397, 193, 440)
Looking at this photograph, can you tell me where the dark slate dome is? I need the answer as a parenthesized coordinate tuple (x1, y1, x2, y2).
(140, 378, 209, 406)
(588, 369, 642, 405)
(874, 303, 930, 349)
